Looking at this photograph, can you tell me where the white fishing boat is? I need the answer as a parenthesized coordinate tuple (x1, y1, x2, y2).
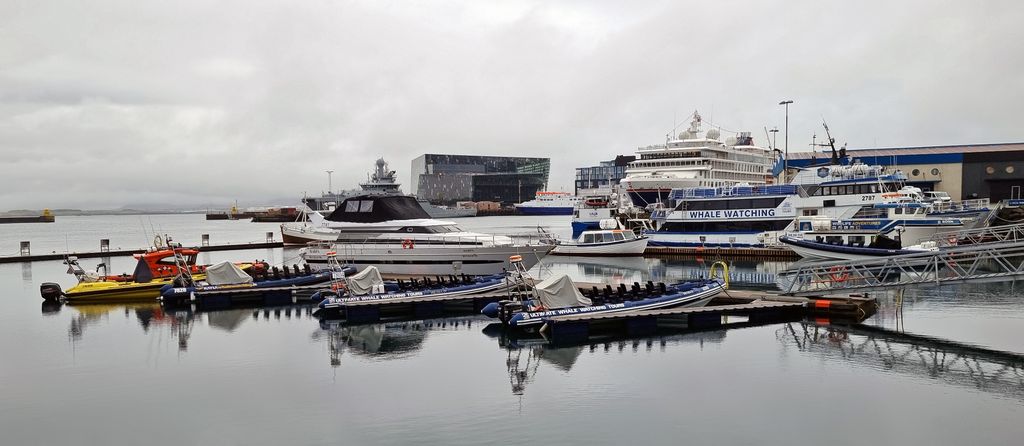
(551, 220, 648, 256)
(287, 195, 554, 275)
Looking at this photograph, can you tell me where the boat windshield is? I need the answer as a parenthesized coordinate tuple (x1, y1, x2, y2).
(429, 225, 462, 233)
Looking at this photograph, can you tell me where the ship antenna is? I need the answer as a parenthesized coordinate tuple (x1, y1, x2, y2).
(822, 119, 839, 165)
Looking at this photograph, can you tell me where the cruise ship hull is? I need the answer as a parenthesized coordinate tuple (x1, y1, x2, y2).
(625, 189, 674, 207)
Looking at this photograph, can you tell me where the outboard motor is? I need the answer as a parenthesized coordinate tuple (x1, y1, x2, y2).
(39, 282, 63, 301)
(498, 301, 524, 324)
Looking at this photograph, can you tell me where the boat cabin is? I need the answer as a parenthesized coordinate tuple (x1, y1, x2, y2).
(131, 247, 202, 282)
(325, 195, 431, 223)
(577, 229, 638, 245)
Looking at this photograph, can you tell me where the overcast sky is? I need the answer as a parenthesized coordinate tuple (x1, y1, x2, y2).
(1, 0, 1021, 210)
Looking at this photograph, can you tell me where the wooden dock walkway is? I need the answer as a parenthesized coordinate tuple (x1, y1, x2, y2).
(0, 241, 285, 264)
(539, 291, 876, 344)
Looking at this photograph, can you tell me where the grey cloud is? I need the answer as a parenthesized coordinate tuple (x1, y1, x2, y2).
(0, 0, 1021, 210)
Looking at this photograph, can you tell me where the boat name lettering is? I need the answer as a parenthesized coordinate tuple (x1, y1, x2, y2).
(687, 208, 776, 220)
(524, 302, 627, 319)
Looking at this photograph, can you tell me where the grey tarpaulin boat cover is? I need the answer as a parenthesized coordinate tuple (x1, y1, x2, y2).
(347, 265, 384, 295)
(204, 261, 254, 286)
(535, 274, 591, 309)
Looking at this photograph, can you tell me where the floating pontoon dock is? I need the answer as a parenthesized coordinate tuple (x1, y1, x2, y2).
(537, 290, 876, 344)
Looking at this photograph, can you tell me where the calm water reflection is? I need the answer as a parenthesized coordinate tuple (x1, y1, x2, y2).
(776, 321, 1024, 400)
(4, 222, 1024, 444)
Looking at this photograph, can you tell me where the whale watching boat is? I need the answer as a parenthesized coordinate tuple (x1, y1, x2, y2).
(313, 264, 510, 317)
(514, 191, 580, 215)
(288, 195, 555, 275)
(481, 274, 724, 330)
(569, 188, 639, 238)
(646, 162, 922, 248)
(159, 261, 350, 308)
(778, 202, 962, 260)
(480, 255, 724, 330)
(619, 111, 774, 207)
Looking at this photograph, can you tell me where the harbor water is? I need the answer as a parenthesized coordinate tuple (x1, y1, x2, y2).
(1, 214, 1023, 445)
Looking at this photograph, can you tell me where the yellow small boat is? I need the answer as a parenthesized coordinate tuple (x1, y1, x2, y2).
(41, 244, 258, 303)
(54, 276, 194, 303)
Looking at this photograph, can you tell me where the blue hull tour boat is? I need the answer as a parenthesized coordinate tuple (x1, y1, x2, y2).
(313, 265, 509, 317)
(160, 261, 351, 308)
(481, 274, 724, 330)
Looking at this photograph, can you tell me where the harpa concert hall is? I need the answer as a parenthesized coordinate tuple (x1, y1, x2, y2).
(410, 154, 551, 205)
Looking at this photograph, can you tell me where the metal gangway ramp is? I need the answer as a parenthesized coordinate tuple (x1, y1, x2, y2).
(777, 223, 1024, 296)
(930, 221, 1024, 247)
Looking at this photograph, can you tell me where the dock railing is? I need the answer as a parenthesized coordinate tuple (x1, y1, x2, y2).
(929, 221, 1024, 247)
(928, 198, 991, 215)
(776, 238, 1024, 295)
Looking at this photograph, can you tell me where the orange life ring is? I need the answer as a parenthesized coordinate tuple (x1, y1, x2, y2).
(402, 239, 414, 249)
(829, 265, 849, 283)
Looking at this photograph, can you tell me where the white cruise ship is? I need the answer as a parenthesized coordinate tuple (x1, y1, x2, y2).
(620, 111, 774, 206)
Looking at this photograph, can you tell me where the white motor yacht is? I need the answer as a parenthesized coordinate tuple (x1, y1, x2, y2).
(285, 195, 554, 275)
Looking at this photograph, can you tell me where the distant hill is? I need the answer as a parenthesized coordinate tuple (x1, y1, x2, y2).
(0, 208, 201, 216)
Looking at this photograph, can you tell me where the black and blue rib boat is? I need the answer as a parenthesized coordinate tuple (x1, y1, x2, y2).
(481, 275, 725, 330)
(313, 266, 509, 317)
(160, 261, 355, 308)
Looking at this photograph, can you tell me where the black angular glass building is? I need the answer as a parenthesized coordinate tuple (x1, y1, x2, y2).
(410, 154, 550, 205)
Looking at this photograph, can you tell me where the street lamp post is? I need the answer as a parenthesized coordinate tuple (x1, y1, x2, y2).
(326, 170, 334, 195)
(778, 100, 793, 182)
